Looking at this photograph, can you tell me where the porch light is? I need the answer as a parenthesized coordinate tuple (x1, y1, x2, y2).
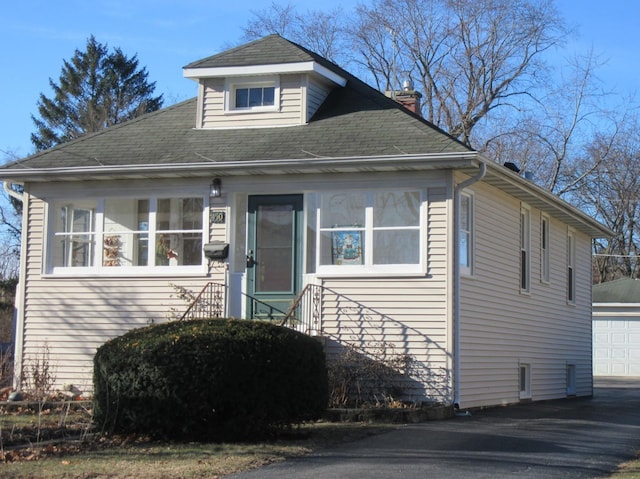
(210, 178, 222, 197)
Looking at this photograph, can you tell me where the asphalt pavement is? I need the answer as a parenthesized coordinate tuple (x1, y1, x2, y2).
(226, 377, 640, 478)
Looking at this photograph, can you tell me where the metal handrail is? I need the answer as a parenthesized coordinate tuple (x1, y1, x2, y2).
(179, 282, 226, 321)
(178, 281, 324, 336)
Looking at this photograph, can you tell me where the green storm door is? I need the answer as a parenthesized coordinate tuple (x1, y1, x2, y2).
(246, 195, 303, 319)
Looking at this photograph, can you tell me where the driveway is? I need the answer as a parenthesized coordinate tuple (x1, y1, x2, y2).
(226, 378, 640, 478)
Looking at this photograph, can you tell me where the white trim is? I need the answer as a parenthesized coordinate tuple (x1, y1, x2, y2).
(315, 189, 425, 275)
(0, 153, 480, 180)
(45, 194, 209, 276)
(224, 76, 280, 113)
(42, 268, 208, 278)
(593, 303, 640, 308)
(183, 61, 347, 87)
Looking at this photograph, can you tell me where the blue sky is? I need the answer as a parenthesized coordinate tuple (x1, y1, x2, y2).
(1, 0, 638, 159)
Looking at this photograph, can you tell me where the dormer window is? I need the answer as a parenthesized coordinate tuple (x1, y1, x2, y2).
(236, 86, 274, 108)
(226, 77, 280, 113)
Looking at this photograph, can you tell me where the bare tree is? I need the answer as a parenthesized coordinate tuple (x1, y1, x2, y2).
(566, 114, 640, 282)
(242, 2, 298, 39)
(0, 150, 22, 279)
(242, 2, 348, 64)
(481, 50, 614, 193)
(349, 0, 567, 146)
(243, 1, 568, 147)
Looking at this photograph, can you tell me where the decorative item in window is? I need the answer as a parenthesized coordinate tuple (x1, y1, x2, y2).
(156, 234, 179, 265)
(331, 230, 363, 265)
(103, 235, 121, 267)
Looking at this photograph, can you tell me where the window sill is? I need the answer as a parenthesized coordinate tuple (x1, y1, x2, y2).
(224, 107, 279, 115)
(315, 266, 427, 279)
(43, 266, 209, 278)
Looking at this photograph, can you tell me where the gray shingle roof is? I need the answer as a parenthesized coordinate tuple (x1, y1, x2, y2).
(2, 35, 469, 177)
(184, 34, 322, 69)
(593, 278, 640, 303)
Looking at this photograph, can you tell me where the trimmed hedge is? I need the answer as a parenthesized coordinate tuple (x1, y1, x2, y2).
(93, 319, 328, 441)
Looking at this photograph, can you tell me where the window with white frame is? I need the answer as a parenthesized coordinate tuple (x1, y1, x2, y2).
(459, 192, 473, 275)
(49, 196, 205, 273)
(519, 363, 531, 399)
(520, 205, 530, 293)
(541, 214, 550, 283)
(567, 229, 576, 303)
(226, 77, 279, 112)
(52, 200, 97, 268)
(317, 190, 422, 272)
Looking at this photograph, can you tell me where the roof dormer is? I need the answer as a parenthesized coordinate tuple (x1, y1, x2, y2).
(183, 35, 346, 129)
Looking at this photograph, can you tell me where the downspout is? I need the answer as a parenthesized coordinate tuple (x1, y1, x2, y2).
(3, 182, 26, 390)
(452, 162, 486, 408)
(3, 181, 23, 202)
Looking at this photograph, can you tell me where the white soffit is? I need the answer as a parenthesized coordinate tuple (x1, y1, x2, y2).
(183, 61, 347, 87)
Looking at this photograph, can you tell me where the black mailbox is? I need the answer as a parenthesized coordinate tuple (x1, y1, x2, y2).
(204, 241, 229, 260)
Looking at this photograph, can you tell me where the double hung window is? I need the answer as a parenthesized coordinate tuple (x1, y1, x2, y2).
(459, 192, 473, 275)
(520, 206, 531, 293)
(53, 200, 96, 268)
(541, 214, 550, 283)
(49, 196, 205, 274)
(567, 229, 576, 303)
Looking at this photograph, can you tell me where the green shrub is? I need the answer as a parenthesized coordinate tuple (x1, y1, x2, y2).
(93, 319, 328, 441)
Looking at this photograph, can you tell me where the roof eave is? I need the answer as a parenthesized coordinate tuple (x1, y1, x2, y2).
(0, 152, 480, 183)
(480, 158, 612, 238)
(183, 61, 347, 87)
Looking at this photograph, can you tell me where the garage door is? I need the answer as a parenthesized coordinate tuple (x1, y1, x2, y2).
(593, 317, 640, 376)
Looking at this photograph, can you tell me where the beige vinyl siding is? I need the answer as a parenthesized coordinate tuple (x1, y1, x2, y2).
(458, 180, 593, 408)
(306, 76, 332, 121)
(201, 74, 304, 128)
(319, 187, 451, 404)
(19, 194, 223, 393)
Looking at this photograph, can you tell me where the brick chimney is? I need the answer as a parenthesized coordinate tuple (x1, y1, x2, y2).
(386, 80, 422, 117)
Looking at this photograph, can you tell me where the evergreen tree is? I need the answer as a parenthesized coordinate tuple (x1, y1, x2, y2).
(31, 36, 163, 151)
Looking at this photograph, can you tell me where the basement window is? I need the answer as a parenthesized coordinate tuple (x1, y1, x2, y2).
(519, 363, 531, 399)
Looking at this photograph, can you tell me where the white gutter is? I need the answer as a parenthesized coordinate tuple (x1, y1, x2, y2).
(452, 161, 486, 408)
(0, 152, 480, 183)
(3, 181, 23, 202)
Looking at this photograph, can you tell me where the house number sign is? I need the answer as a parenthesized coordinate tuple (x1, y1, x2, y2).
(210, 210, 226, 224)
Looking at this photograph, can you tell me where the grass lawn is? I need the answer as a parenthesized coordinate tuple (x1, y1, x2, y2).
(611, 458, 640, 479)
(0, 403, 394, 479)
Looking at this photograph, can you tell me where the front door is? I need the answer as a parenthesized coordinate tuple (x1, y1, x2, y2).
(247, 194, 303, 319)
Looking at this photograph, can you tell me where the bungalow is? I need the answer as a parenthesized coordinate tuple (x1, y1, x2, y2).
(1, 35, 610, 408)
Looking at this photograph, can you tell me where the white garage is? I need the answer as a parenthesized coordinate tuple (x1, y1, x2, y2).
(593, 279, 640, 377)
